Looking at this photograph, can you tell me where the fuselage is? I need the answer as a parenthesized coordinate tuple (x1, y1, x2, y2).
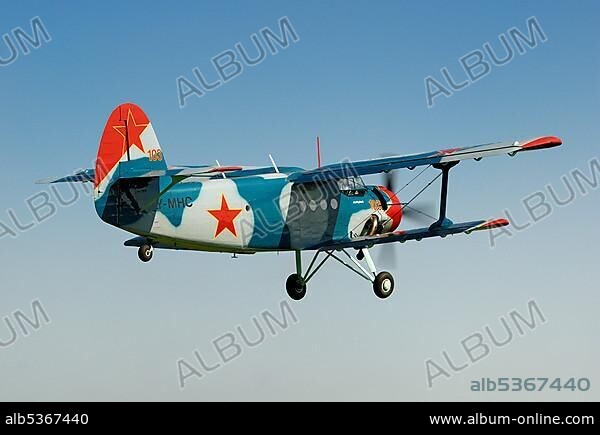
(96, 169, 402, 253)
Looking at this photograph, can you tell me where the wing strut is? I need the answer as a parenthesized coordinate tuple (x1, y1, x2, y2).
(430, 161, 459, 230)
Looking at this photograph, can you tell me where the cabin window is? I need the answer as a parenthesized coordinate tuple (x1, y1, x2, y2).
(337, 176, 366, 196)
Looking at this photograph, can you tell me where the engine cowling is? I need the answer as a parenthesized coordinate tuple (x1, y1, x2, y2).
(375, 186, 403, 233)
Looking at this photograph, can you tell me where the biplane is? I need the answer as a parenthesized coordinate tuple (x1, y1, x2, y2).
(38, 103, 562, 300)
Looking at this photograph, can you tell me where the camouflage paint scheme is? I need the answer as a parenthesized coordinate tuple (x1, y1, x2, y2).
(84, 103, 405, 254)
(41, 103, 562, 255)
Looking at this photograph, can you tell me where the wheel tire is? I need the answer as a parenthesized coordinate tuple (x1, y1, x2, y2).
(138, 245, 153, 263)
(373, 271, 394, 299)
(286, 274, 307, 301)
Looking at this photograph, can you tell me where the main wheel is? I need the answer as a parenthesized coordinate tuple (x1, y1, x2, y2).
(286, 274, 307, 301)
(373, 271, 394, 299)
(138, 245, 154, 263)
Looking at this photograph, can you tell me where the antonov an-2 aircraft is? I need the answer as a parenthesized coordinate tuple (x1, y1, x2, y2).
(39, 103, 562, 301)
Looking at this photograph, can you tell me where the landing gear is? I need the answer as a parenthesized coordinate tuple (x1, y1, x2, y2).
(286, 274, 307, 301)
(286, 251, 307, 301)
(138, 244, 154, 262)
(373, 271, 394, 299)
(286, 248, 394, 301)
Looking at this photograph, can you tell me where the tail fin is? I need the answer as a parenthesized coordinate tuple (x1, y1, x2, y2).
(94, 103, 167, 196)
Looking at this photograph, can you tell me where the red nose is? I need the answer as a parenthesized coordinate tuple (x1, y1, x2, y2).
(378, 186, 402, 231)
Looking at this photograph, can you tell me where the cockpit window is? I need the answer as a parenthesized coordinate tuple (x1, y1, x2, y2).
(337, 176, 366, 196)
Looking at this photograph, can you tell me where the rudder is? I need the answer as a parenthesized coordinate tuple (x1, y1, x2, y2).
(94, 103, 167, 227)
(94, 103, 167, 196)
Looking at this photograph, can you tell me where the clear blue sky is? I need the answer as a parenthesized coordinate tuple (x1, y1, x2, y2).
(1, 0, 598, 401)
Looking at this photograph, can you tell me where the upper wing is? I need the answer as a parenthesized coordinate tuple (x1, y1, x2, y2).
(289, 136, 562, 183)
(36, 135, 561, 184)
(310, 219, 509, 251)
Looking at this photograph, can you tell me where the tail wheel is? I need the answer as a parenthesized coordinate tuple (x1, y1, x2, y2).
(286, 274, 307, 301)
(373, 271, 394, 299)
(138, 245, 154, 263)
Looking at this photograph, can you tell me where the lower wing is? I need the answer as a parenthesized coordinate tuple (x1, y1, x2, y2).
(311, 219, 509, 251)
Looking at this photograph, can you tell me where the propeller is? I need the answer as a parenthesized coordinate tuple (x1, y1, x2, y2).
(383, 171, 395, 194)
(378, 169, 438, 267)
(378, 199, 437, 267)
(401, 202, 438, 225)
(383, 169, 437, 224)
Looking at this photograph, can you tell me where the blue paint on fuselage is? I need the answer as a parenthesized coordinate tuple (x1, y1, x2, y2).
(158, 178, 202, 227)
(332, 189, 377, 241)
(95, 157, 167, 218)
(119, 155, 168, 176)
(94, 159, 384, 251)
(234, 176, 289, 249)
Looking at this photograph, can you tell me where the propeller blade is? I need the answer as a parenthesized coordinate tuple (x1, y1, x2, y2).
(401, 201, 438, 225)
(378, 243, 397, 269)
(384, 171, 395, 193)
(379, 152, 397, 193)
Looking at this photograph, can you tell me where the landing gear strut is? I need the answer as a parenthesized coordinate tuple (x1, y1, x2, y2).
(286, 248, 394, 301)
(286, 251, 307, 300)
(138, 244, 154, 262)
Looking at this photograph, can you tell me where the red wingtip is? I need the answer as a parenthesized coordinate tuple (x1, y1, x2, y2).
(481, 218, 510, 229)
(466, 218, 510, 234)
(520, 136, 563, 151)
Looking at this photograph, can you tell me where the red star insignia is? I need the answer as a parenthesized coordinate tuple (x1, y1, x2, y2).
(207, 195, 243, 238)
(113, 109, 148, 154)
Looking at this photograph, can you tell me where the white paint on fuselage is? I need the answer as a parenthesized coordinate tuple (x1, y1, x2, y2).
(149, 178, 254, 250)
(347, 209, 375, 238)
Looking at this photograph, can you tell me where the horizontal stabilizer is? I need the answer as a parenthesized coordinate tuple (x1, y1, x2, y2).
(36, 169, 95, 184)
